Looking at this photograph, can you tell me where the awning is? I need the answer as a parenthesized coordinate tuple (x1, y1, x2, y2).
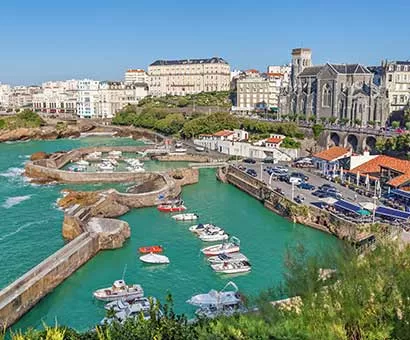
(359, 202, 377, 211)
(375, 206, 410, 220)
(319, 197, 338, 205)
(358, 209, 371, 216)
(334, 200, 362, 214)
(391, 189, 410, 200)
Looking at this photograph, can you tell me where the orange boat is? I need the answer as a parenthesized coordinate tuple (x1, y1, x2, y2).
(157, 204, 186, 213)
(138, 245, 163, 254)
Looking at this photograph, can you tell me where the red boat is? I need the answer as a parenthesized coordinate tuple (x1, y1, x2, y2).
(139, 245, 163, 254)
(157, 204, 186, 213)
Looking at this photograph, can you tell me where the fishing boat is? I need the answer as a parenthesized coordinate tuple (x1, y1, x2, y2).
(199, 230, 229, 242)
(138, 245, 163, 254)
(93, 280, 144, 302)
(189, 223, 222, 235)
(201, 237, 240, 256)
(76, 159, 89, 166)
(187, 282, 246, 319)
(157, 204, 186, 213)
(101, 297, 161, 325)
(210, 260, 252, 274)
(171, 213, 199, 221)
(140, 253, 170, 264)
(208, 253, 249, 265)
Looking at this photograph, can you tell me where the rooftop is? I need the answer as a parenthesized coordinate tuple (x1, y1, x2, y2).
(150, 57, 228, 66)
(313, 146, 351, 162)
(266, 137, 284, 144)
(213, 130, 234, 137)
(328, 64, 371, 74)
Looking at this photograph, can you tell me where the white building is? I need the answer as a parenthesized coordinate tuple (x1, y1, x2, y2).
(0, 84, 11, 109)
(124, 69, 148, 84)
(32, 88, 77, 116)
(382, 61, 410, 114)
(77, 79, 100, 119)
(148, 57, 230, 97)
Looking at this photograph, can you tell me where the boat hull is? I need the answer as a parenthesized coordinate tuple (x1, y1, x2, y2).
(138, 246, 163, 254)
(157, 205, 186, 213)
(201, 246, 240, 256)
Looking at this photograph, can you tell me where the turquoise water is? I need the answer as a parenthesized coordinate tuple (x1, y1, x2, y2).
(0, 137, 340, 332)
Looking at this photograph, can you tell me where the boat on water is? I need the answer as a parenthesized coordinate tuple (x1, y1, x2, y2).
(76, 159, 89, 166)
(98, 161, 115, 171)
(195, 146, 205, 152)
(101, 297, 161, 325)
(68, 165, 87, 172)
(187, 281, 246, 319)
(208, 253, 249, 265)
(126, 166, 145, 173)
(107, 158, 119, 166)
(138, 245, 163, 254)
(171, 213, 199, 221)
(201, 237, 240, 256)
(93, 280, 144, 302)
(140, 253, 170, 264)
(174, 147, 187, 153)
(199, 230, 229, 242)
(211, 260, 252, 274)
(108, 150, 122, 158)
(189, 223, 222, 235)
(157, 204, 186, 213)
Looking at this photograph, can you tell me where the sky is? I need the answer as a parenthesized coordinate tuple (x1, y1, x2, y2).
(1, 0, 410, 85)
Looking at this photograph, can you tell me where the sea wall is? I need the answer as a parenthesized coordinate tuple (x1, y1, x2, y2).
(0, 233, 99, 328)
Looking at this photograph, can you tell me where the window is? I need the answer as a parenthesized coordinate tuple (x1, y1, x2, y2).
(322, 84, 332, 108)
(393, 95, 398, 104)
(400, 95, 405, 103)
(388, 74, 392, 82)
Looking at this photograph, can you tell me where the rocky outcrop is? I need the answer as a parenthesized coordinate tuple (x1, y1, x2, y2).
(91, 196, 130, 218)
(58, 190, 101, 210)
(30, 152, 49, 161)
(167, 168, 199, 187)
(86, 218, 131, 249)
(62, 215, 84, 240)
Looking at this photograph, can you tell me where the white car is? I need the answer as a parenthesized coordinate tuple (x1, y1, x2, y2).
(289, 177, 303, 185)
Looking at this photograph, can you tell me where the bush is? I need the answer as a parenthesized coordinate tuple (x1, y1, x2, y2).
(281, 137, 301, 149)
(312, 124, 324, 140)
(392, 120, 400, 129)
(0, 119, 5, 129)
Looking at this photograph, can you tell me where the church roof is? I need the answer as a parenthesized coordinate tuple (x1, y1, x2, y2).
(298, 66, 323, 77)
(328, 64, 370, 74)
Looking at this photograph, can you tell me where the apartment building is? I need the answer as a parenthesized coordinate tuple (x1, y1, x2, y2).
(382, 61, 410, 114)
(76, 79, 100, 119)
(148, 57, 230, 96)
(0, 84, 11, 109)
(124, 69, 148, 84)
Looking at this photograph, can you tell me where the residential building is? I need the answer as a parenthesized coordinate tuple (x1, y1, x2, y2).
(0, 84, 11, 109)
(95, 81, 148, 118)
(284, 48, 389, 125)
(124, 69, 148, 84)
(8, 86, 41, 109)
(381, 60, 410, 115)
(148, 57, 230, 96)
(312, 146, 352, 172)
(267, 64, 291, 89)
(76, 79, 100, 119)
(264, 134, 285, 148)
(32, 89, 77, 115)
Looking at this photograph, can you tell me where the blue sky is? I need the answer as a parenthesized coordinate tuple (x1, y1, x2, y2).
(1, 0, 410, 85)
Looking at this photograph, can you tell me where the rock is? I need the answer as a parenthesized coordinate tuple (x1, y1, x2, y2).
(0, 128, 38, 142)
(62, 215, 84, 240)
(30, 151, 48, 161)
(86, 217, 131, 249)
(58, 191, 101, 210)
(92, 197, 130, 218)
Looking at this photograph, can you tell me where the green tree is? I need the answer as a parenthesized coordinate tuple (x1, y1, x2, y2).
(405, 122, 410, 131)
(392, 120, 401, 129)
(328, 116, 337, 124)
(0, 119, 5, 129)
(281, 137, 301, 149)
(312, 123, 324, 140)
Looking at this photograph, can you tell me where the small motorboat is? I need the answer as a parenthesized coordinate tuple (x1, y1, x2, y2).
(189, 223, 222, 235)
(76, 159, 89, 166)
(171, 213, 199, 221)
(208, 253, 249, 265)
(195, 146, 205, 152)
(157, 204, 186, 213)
(174, 148, 187, 153)
(98, 162, 115, 171)
(175, 142, 183, 148)
(127, 166, 145, 173)
(138, 245, 163, 254)
(108, 150, 122, 158)
(140, 253, 170, 264)
(199, 230, 229, 242)
(93, 280, 144, 302)
(68, 165, 86, 172)
(201, 237, 240, 256)
(210, 260, 252, 274)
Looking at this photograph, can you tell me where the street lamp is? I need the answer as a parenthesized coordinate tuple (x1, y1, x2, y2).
(372, 195, 377, 224)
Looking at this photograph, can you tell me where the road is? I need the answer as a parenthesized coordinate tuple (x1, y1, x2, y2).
(235, 161, 372, 207)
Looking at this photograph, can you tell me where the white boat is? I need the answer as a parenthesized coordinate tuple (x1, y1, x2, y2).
(127, 166, 145, 173)
(201, 237, 240, 256)
(199, 230, 229, 242)
(101, 297, 161, 325)
(140, 253, 170, 264)
(93, 280, 144, 302)
(175, 142, 183, 148)
(107, 158, 119, 166)
(189, 223, 222, 235)
(108, 150, 122, 158)
(174, 148, 187, 153)
(98, 162, 115, 171)
(208, 253, 249, 265)
(86, 151, 102, 160)
(68, 165, 87, 172)
(210, 260, 252, 274)
(76, 159, 89, 166)
(171, 213, 199, 221)
(125, 159, 144, 167)
(187, 282, 246, 319)
(195, 146, 205, 152)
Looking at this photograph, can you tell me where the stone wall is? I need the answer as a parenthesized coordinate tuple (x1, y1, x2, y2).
(154, 154, 217, 163)
(0, 233, 99, 328)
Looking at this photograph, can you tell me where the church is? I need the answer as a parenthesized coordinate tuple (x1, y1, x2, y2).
(281, 48, 389, 125)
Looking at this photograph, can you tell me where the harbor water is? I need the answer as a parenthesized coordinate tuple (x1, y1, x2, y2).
(0, 137, 340, 332)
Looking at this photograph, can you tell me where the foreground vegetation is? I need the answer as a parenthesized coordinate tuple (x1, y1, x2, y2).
(137, 91, 232, 109)
(113, 106, 304, 142)
(0, 110, 44, 130)
(6, 241, 410, 339)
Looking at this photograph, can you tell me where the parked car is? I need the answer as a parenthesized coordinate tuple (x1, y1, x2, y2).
(246, 169, 257, 177)
(243, 158, 256, 164)
(263, 157, 274, 164)
(288, 176, 303, 185)
(278, 174, 290, 182)
(294, 195, 305, 204)
(298, 182, 315, 190)
(290, 172, 309, 181)
(275, 187, 285, 195)
(238, 165, 246, 171)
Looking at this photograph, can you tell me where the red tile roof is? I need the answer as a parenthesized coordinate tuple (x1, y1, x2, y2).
(213, 130, 234, 137)
(246, 69, 259, 73)
(127, 69, 145, 73)
(388, 174, 410, 187)
(313, 147, 350, 162)
(266, 137, 284, 144)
